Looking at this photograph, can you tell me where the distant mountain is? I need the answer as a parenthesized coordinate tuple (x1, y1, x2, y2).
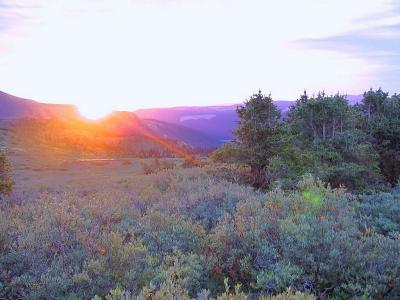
(0, 91, 220, 149)
(102, 111, 221, 148)
(143, 118, 221, 148)
(135, 101, 294, 142)
(1, 90, 365, 149)
(0, 91, 79, 120)
(135, 96, 364, 143)
(346, 94, 363, 105)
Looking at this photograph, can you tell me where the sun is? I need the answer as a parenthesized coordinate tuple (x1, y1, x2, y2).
(79, 105, 112, 120)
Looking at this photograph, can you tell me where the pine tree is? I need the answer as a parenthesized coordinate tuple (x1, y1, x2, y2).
(234, 90, 281, 188)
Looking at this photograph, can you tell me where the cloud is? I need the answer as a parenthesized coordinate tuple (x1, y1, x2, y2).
(298, 25, 400, 58)
(295, 1, 400, 93)
(0, 2, 22, 31)
(0, 0, 398, 108)
(0, 0, 42, 33)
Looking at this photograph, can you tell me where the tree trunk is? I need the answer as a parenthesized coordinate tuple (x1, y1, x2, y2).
(250, 165, 267, 189)
(340, 118, 343, 133)
(310, 122, 318, 142)
(368, 104, 371, 120)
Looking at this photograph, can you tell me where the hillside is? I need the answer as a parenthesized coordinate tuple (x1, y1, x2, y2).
(0, 91, 80, 120)
(100, 111, 221, 149)
(135, 101, 295, 142)
(1, 91, 364, 149)
(0, 91, 220, 149)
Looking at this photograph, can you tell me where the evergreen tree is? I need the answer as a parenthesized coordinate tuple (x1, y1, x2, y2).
(288, 92, 351, 142)
(360, 89, 400, 185)
(233, 90, 281, 188)
(362, 87, 388, 119)
(275, 91, 382, 191)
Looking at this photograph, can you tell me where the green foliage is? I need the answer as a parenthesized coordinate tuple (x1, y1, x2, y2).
(222, 89, 391, 191)
(297, 175, 326, 209)
(269, 91, 384, 191)
(358, 187, 400, 235)
(216, 278, 248, 300)
(212, 88, 400, 191)
(94, 281, 315, 300)
(233, 90, 281, 188)
(288, 91, 352, 142)
(0, 168, 399, 299)
(266, 288, 315, 300)
(206, 175, 400, 298)
(210, 143, 242, 164)
(92, 288, 132, 300)
(359, 89, 400, 185)
(362, 87, 389, 118)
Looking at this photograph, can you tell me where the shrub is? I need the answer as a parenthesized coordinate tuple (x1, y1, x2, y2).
(0, 152, 13, 198)
(1, 170, 399, 299)
(358, 188, 400, 235)
(207, 176, 400, 298)
(182, 157, 202, 168)
(141, 159, 176, 175)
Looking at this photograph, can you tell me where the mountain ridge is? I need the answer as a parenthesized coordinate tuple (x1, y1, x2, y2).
(0, 91, 80, 120)
(0, 90, 364, 148)
(0, 91, 221, 149)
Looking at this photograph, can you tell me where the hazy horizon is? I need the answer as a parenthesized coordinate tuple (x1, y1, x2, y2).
(1, 0, 399, 118)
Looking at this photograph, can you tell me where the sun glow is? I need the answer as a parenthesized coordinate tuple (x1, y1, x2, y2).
(0, 0, 397, 108)
(79, 106, 112, 120)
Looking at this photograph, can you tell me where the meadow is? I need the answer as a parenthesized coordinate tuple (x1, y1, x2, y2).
(0, 141, 399, 299)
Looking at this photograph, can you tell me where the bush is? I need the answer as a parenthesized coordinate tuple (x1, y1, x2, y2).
(0, 152, 13, 198)
(358, 188, 400, 235)
(1, 169, 399, 299)
(94, 283, 315, 300)
(207, 176, 400, 298)
(141, 158, 176, 175)
(182, 157, 203, 168)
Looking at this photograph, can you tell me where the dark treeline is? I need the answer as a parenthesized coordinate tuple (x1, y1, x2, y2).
(212, 88, 400, 192)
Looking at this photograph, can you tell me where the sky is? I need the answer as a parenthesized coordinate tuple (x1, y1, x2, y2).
(0, 0, 399, 118)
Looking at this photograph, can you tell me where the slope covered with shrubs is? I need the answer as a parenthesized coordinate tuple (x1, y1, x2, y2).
(0, 168, 399, 299)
